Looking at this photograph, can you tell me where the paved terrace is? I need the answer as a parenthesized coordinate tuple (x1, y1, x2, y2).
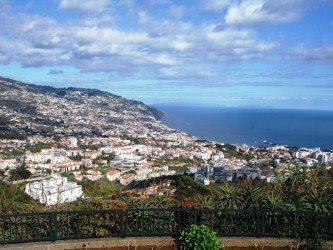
(1, 237, 329, 250)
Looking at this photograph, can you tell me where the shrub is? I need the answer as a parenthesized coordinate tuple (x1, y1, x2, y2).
(178, 224, 220, 250)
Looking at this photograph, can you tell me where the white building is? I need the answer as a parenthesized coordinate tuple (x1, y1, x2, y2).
(52, 161, 81, 172)
(84, 170, 103, 181)
(211, 155, 220, 162)
(119, 173, 135, 185)
(0, 158, 19, 170)
(265, 172, 276, 183)
(25, 177, 82, 205)
(106, 170, 121, 182)
(195, 152, 211, 160)
(60, 137, 78, 148)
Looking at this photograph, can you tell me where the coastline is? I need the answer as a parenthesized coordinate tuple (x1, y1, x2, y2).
(155, 105, 333, 151)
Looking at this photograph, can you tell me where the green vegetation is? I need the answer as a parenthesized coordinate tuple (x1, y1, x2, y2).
(78, 143, 100, 151)
(147, 106, 165, 120)
(68, 155, 83, 161)
(0, 100, 37, 115)
(178, 224, 220, 250)
(2, 163, 333, 218)
(0, 130, 26, 140)
(48, 165, 333, 212)
(96, 165, 110, 175)
(60, 172, 76, 182)
(0, 181, 42, 213)
(173, 176, 211, 200)
(0, 116, 12, 126)
(155, 156, 200, 167)
(9, 166, 32, 181)
(120, 134, 145, 144)
(215, 143, 254, 160)
(26, 142, 55, 153)
(73, 198, 128, 210)
(92, 153, 115, 164)
(78, 177, 123, 198)
(169, 165, 188, 172)
(0, 146, 25, 158)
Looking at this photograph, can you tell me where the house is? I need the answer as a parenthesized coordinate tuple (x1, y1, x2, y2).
(66, 149, 82, 157)
(120, 173, 135, 186)
(106, 170, 121, 182)
(85, 170, 103, 181)
(52, 161, 81, 172)
(0, 158, 18, 170)
(266, 172, 276, 183)
(84, 150, 100, 159)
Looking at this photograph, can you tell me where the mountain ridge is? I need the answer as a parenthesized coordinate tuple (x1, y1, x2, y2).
(0, 76, 169, 139)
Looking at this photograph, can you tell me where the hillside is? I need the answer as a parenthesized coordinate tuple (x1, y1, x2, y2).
(0, 76, 168, 138)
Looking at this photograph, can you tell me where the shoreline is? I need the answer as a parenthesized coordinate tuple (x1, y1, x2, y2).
(156, 105, 333, 151)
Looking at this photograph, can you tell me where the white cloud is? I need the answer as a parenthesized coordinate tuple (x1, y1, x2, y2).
(0, 7, 277, 79)
(0, 0, 329, 87)
(58, 0, 110, 13)
(225, 0, 310, 26)
(0, 37, 17, 63)
(202, 26, 277, 60)
(290, 44, 333, 61)
(156, 54, 176, 65)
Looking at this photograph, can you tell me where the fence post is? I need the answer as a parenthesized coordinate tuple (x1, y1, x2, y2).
(329, 213, 333, 240)
(256, 210, 264, 238)
(124, 210, 128, 237)
(120, 209, 128, 238)
(49, 212, 58, 241)
(193, 209, 198, 225)
(53, 212, 58, 241)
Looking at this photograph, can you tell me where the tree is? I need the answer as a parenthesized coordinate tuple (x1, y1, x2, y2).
(242, 184, 263, 209)
(217, 182, 244, 209)
(173, 176, 211, 199)
(9, 166, 32, 181)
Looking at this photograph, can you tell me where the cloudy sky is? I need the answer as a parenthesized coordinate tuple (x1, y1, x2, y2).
(0, 0, 333, 110)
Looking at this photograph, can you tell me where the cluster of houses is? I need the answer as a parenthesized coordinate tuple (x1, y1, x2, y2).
(1, 132, 332, 206)
(191, 165, 262, 185)
(0, 158, 19, 170)
(25, 176, 83, 206)
(295, 148, 333, 165)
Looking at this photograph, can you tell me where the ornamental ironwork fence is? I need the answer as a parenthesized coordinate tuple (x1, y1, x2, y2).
(1, 208, 333, 244)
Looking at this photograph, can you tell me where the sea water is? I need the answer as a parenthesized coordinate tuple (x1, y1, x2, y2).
(156, 106, 333, 150)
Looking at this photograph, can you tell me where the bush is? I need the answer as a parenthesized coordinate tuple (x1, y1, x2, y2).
(178, 224, 220, 250)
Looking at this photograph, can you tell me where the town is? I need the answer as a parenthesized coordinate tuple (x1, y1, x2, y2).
(1, 77, 333, 208)
(1, 132, 332, 206)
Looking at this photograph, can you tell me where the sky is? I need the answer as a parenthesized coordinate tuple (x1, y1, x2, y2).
(0, 0, 333, 110)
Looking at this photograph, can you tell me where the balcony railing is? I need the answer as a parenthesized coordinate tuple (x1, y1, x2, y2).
(1, 208, 332, 244)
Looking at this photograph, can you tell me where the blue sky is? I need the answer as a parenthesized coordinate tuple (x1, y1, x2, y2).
(0, 0, 333, 110)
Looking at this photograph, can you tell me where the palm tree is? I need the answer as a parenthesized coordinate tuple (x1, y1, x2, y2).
(306, 188, 331, 212)
(217, 182, 244, 209)
(289, 164, 309, 191)
(195, 195, 215, 209)
(242, 184, 263, 209)
(271, 170, 284, 196)
(147, 194, 170, 208)
(284, 196, 311, 211)
(263, 193, 284, 210)
(127, 197, 151, 208)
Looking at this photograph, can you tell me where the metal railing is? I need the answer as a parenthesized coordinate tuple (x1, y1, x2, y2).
(1, 208, 332, 244)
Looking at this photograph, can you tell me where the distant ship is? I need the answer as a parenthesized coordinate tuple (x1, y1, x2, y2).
(262, 140, 277, 145)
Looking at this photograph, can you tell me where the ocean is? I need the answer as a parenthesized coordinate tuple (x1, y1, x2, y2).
(155, 106, 333, 150)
